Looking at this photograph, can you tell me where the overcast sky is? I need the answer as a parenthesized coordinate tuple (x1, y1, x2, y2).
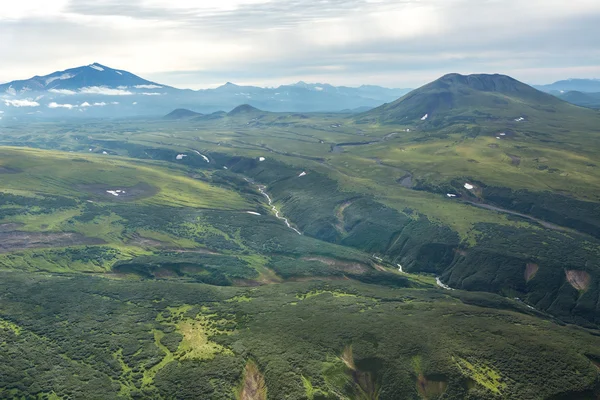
(1, 0, 599, 89)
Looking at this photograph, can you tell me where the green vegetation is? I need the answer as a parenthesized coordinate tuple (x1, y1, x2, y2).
(0, 74, 600, 398)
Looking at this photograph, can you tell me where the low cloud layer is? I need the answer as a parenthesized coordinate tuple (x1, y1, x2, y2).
(1, 0, 599, 88)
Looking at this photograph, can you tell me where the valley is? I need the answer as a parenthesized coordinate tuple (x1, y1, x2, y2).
(0, 73, 600, 399)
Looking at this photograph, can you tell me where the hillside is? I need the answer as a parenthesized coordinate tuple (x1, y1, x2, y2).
(164, 108, 203, 120)
(1, 72, 600, 398)
(559, 91, 600, 109)
(359, 73, 584, 125)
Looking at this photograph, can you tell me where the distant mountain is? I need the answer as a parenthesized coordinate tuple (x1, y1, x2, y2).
(164, 108, 203, 120)
(534, 79, 600, 93)
(228, 104, 263, 116)
(0, 63, 409, 119)
(0, 63, 166, 94)
(360, 73, 575, 125)
(557, 91, 600, 109)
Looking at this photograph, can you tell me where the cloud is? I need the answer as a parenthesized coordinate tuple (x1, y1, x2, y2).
(49, 86, 134, 95)
(49, 88, 77, 95)
(1, 0, 600, 87)
(48, 102, 76, 109)
(79, 86, 134, 95)
(134, 84, 162, 89)
(4, 99, 40, 107)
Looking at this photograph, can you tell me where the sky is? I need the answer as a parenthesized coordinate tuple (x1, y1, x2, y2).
(1, 0, 600, 89)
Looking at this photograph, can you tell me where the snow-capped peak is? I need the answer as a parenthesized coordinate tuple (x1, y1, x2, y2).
(89, 63, 105, 72)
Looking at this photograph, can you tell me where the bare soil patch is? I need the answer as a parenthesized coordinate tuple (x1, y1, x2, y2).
(398, 174, 413, 188)
(79, 182, 158, 202)
(302, 256, 370, 274)
(239, 361, 267, 400)
(0, 231, 105, 253)
(335, 201, 353, 233)
(565, 270, 591, 292)
(525, 263, 539, 282)
(507, 154, 521, 166)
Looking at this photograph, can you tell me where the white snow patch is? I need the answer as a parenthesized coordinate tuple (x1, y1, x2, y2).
(298, 171, 307, 177)
(80, 102, 91, 107)
(245, 211, 261, 216)
(372, 254, 383, 261)
(135, 84, 162, 89)
(5, 86, 17, 96)
(115, 71, 123, 75)
(496, 136, 501, 139)
(4, 99, 39, 107)
(446, 193, 457, 198)
(397, 264, 404, 273)
(89, 148, 93, 152)
(314, 86, 323, 91)
(223, 166, 228, 170)
(515, 117, 525, 122)
(89, 64, 104, 71)
(94, 102, 107, 106)
(111, 102, 119, 105)
(141, 92, 162, 96)
(436, 277, 454, 290)
(45, 73, 74, 86)
(132, 102, 138, 105)
(106, 190, 119, 197)
(499, 133, 506, 136)
(464, 183, 474, 190)
(102, 151, 108, 155)
(421, 113, 428, 120)
(259, 157, 266, 162)
(176, 154, 187, 160)
(192, 151, 209, 163)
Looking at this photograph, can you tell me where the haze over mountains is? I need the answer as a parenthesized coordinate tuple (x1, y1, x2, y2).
(0, 63, 410, 119)
(2, 63, 599, 120)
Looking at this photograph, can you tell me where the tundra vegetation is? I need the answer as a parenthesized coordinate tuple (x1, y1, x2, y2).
(0, 74, 600, 399)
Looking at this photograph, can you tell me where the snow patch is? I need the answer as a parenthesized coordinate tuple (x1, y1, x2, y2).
(5, 86, 17, 96)
(446, 193, 457, 198)
(259, 157, 266, 162)
(176, 154, 187, 160)
(499, 133, 506, 136)
(115, 71, 123, 75)
(397, 264, 404, 273)
(102, 151, 108, 155)
(89, 64, 105, 71)
(245, 211, 261, 216)
(106, 190, 119, 196)
(192, 151, 209, 163)
(436, 277, 454, 290)
(141, 92, 162, 96)
(421, 113, 428, 120)
(515, 117, 525, 122)
(464, 183, 474, 190)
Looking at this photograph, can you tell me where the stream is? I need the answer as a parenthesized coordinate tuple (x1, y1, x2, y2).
(245, 178, 302, 235)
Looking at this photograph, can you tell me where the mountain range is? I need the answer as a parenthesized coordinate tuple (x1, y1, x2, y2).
(0, 63, 410, 119)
